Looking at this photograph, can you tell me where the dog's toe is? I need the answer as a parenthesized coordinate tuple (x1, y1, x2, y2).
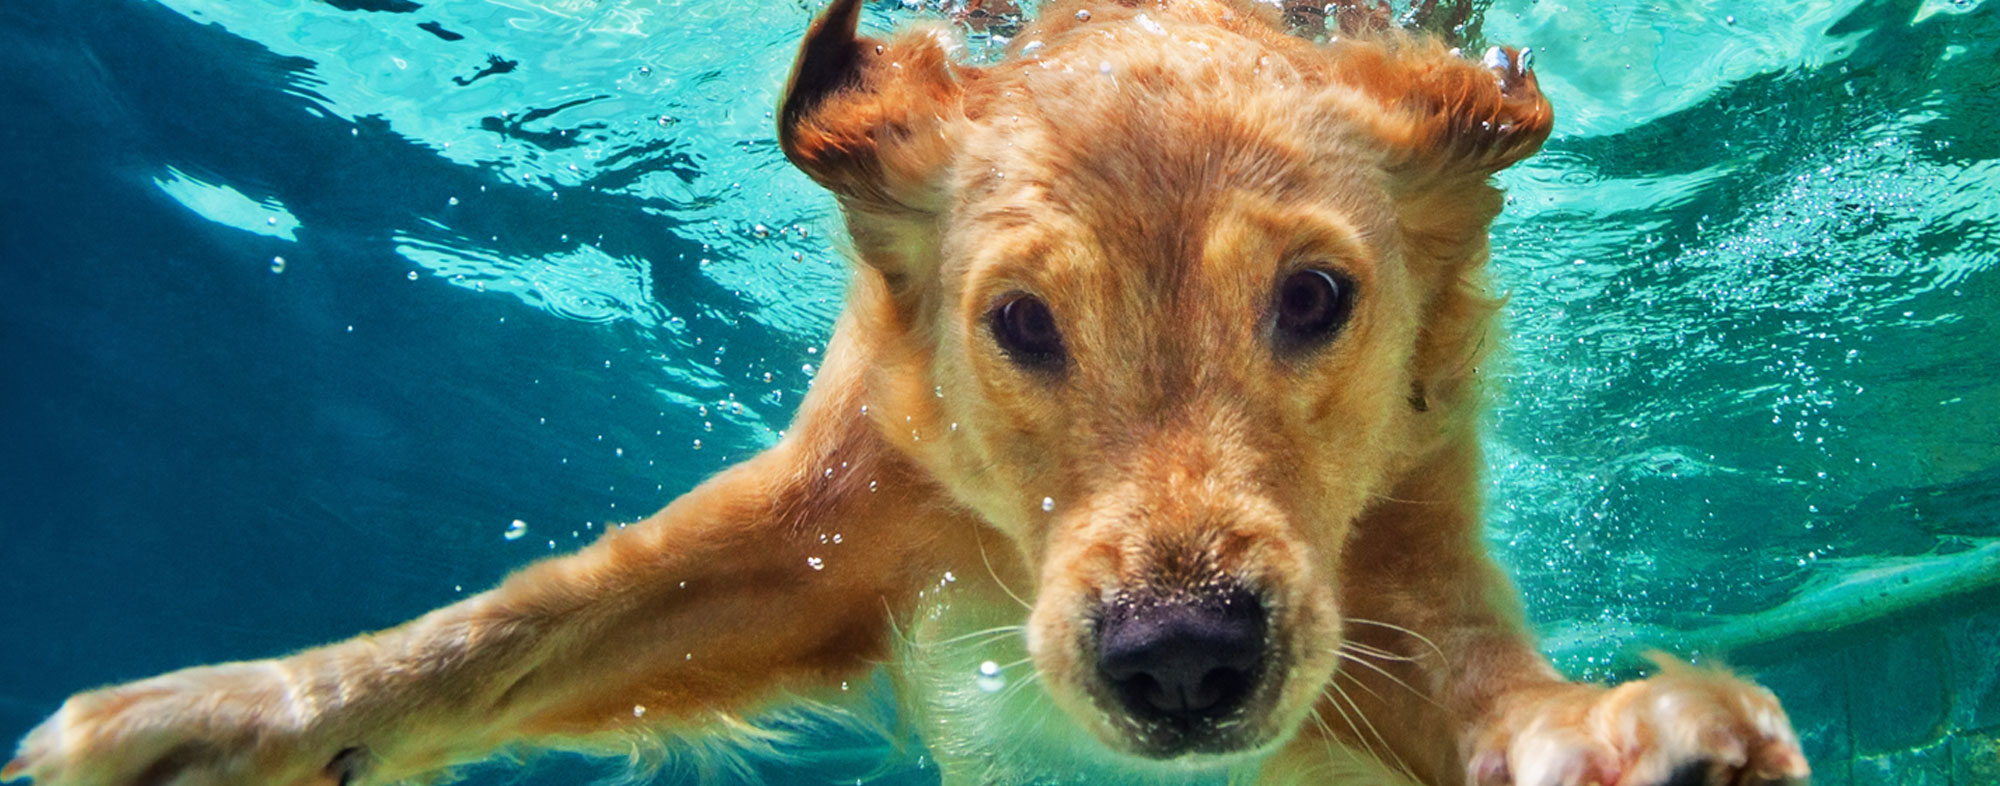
(326, 746, 373, 786)
(1656, 759, 1713, 786)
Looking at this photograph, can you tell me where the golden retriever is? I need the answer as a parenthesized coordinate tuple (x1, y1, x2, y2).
(4, 0, 1811, 784)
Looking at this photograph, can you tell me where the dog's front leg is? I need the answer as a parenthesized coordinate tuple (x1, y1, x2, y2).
(1456, 652, 1812, 786)
(1327, 448, 1812, 786)
(4, 394, 937, 786)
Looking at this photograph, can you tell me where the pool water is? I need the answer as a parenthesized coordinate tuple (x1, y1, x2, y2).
(1, 0, 1995, 784)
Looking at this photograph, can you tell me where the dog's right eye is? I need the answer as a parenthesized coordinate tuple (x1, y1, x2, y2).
(1272, 267, 1355, 355)
(990, 294, 1066, 372)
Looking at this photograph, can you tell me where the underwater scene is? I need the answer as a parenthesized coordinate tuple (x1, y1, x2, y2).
(1, 0, 1996, 783)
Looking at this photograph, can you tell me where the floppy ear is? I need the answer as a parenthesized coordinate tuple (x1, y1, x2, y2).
(778, 0, 966, 217)
(1322, 37, 1551, 428)
(1327, 38, 1553, 188)
(1319, 36, 1552, 267)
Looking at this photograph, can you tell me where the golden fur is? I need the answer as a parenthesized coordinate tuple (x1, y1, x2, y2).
(6, 1, 1810, 784)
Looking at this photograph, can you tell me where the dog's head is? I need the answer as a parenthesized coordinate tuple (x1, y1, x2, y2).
(779, 0, 1550, 763)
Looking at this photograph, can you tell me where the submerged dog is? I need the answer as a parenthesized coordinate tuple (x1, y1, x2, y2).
(4, 0, 1811, 784)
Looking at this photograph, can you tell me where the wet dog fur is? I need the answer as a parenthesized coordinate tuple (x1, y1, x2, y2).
(5, 1, 1812, 784)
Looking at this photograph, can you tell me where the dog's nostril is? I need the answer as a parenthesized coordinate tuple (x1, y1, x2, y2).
(1097, 586, 1265, 723)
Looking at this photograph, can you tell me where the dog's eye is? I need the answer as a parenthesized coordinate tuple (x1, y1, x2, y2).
(990, 294, 1066, 372)
(1273, 268, 1355, 352)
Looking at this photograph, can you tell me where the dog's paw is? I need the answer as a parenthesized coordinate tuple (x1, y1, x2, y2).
(1468, 659, 1810, 786)
(3, 662, 356, 786)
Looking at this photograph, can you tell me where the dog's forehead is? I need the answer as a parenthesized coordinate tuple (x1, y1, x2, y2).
(948, 25, 1394, 256)
(969, 48, 1373, 186)
(941, 100, 1390, 312)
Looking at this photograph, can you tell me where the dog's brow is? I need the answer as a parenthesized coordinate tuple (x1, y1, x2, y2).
(974, 204, 1041, 230)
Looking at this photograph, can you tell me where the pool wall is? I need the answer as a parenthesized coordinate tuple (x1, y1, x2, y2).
(1736, 586, 1999, 786)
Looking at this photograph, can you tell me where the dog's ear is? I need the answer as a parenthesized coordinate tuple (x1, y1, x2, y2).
(1328, 39, 1553, 188)
(1322, 37, 1552, 268)
(1322, 38, 1551, 427)
(778, 0, 966, 217)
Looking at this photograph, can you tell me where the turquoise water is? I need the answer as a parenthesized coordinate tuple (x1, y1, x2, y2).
(1, 0, 1995, 783)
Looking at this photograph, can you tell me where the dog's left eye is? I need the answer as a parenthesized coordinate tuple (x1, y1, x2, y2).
(1272, 268, 1355, 353)
(990, 293, 1067, 372)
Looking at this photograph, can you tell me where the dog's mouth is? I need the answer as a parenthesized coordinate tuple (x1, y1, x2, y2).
(1082, 583, 1290, 759)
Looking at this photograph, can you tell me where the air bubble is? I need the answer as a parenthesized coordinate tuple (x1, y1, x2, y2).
(270, 256, 286, 274)
(504, 519, 528, 540)
(1074, 9, 1090, 20)
(808, 556, 825, 571)
(1041, 497, 1055, 512)
(976, 660, 1006, 692)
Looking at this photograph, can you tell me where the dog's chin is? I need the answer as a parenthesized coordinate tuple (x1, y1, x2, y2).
(1098, 721, 1285, 763)
(1075, 685, 1292, 763)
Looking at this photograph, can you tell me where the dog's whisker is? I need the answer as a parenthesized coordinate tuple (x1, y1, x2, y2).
(1317, 686, 1388, 775)
(1336, 650, 1450, 712)
(928, 624, 1027, 647)
(920, 632, 1026, 664)
(1326, 682, 1418, 784)
(1018, 680, 1056, 748)
(1316, 640, 1401, 662)
(1367, 493, 1445, 506)
(992, 655, 1035, 671)
(1344, 618, 1448, 662)
(1331, 658, 1392, 706)
(970, 523, 1034, 612)
(922, 626, 1028, 654)
(881, 598, 920, 650)
(1339, 640, 1426, 663)
(1307, 706, 1370, 774)
(994, 671, 1043, 704)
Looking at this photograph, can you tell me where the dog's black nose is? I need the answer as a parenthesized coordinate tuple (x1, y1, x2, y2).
(1097, 586, 1265, 724)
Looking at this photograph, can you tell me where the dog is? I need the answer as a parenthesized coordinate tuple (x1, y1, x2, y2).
(3, 0, 1813, 784)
